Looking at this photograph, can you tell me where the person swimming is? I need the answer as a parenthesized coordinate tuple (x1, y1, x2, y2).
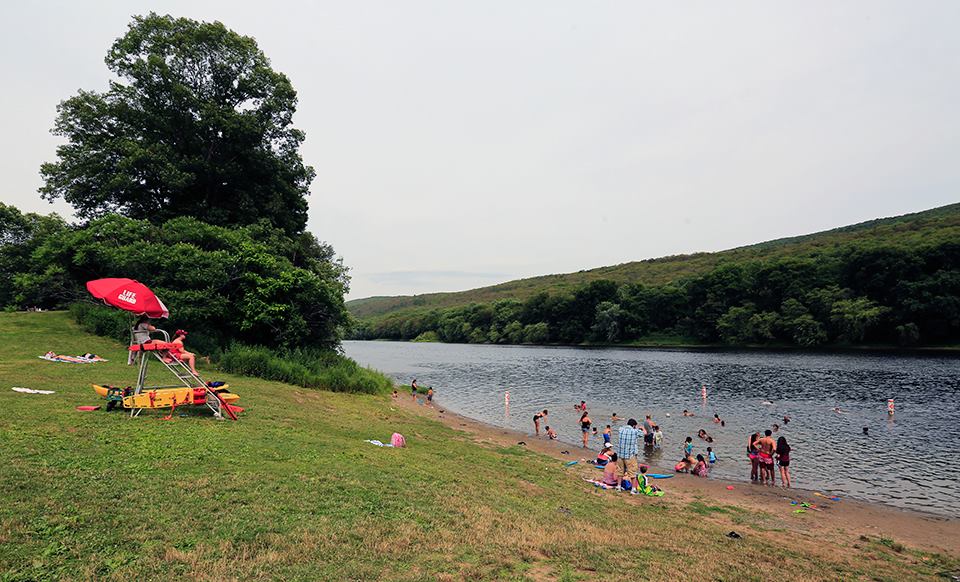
(682, 409, 695, 417)
(713, 413, 722, 424)
(611, 412, 620, 422)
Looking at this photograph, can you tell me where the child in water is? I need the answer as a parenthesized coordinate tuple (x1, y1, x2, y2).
(692, 454, 709, 477)
(653, 426, 663, 449)
(545, 426, 557, 440)
(707, 447, 717, 464)
(603, 425, 612, 444)
(683, 436, 694, 457)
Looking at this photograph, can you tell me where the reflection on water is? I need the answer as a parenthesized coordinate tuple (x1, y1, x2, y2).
(344, 341, 960, 517)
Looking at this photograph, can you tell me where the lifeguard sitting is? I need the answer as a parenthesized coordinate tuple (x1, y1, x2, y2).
(165, 329, 198, 375)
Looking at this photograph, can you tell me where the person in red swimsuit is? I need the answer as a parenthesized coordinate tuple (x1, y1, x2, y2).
(168, 329, 198, 375)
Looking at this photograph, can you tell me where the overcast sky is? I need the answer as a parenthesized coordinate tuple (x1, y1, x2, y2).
(2, 2, 958, 299)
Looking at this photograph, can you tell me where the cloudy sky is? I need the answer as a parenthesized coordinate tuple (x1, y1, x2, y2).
(2, 2, 958, 299)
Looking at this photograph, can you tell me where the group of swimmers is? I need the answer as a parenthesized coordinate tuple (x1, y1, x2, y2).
(532, 402, 798, 490)
(748, 430, 792, 488)
(394, 379, 434, 407)
(674, 434, 717, 477)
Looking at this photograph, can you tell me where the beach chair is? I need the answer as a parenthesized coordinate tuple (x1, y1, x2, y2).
(127, 327, 170, 365)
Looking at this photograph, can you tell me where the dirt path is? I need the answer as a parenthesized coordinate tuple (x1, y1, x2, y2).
(396, 395, 960, 558)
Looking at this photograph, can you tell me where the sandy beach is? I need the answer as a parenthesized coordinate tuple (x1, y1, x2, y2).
(399, 395, 960, 559)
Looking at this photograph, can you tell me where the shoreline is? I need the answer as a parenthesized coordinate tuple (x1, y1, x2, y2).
(354, 337, 960, 355)
(395, 395, 960, 558)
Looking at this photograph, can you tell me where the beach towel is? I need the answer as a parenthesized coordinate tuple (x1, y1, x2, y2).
(364, 439, 394, 447)
(12, 387, 55, 395)
(39, 354, 108, 364)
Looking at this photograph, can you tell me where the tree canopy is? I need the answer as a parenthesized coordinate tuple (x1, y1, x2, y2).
(40, 13, 314, 236)
(8, 211, 349, 352)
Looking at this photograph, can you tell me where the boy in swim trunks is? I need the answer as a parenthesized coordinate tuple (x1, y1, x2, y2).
(603, 425, 611, 444)
(757, 429, 777, 486)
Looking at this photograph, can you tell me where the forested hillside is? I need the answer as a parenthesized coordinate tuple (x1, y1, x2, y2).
(351, 203, 960, 348)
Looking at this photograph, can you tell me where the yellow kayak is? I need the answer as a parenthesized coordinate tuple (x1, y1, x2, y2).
(91, 384, 239, 409)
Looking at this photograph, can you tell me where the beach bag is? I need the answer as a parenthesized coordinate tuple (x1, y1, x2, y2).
(391, 433, 406, 448)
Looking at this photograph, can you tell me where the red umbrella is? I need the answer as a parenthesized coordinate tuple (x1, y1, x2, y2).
(86, 278, 169, 318)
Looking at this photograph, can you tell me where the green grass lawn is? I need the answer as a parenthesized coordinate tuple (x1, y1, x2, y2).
(0, 312, 955, 581)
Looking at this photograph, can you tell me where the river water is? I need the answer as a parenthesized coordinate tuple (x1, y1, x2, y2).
(344, 341, 960, 517)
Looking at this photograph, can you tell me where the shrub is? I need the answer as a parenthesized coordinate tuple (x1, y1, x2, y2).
(70, 302, 132, 343)
(219, 343, 393, 395)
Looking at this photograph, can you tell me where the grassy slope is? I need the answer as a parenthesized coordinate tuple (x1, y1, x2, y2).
(349, 202, 960, 320)
(0, 312, 954, 581)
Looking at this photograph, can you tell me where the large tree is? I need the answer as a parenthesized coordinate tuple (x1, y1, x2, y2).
(40, 13, 314, 236)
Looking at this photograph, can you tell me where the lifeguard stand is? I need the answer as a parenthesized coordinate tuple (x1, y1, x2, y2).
(126, 329, 237, 420)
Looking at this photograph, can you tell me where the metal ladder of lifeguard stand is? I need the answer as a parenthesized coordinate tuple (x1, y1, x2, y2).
(157, 356, 231, 419)
(130, 335, 233, 419)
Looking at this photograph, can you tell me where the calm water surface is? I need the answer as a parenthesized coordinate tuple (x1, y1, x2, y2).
(344, 341, 960, 517)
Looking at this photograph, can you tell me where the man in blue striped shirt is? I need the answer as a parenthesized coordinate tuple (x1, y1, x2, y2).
(617, 418, 642, 491)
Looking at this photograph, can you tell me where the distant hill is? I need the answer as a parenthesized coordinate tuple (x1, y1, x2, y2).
(348, 203, 960, 321)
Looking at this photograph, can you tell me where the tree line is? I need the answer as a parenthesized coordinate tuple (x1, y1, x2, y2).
(353, 237, 960, 348)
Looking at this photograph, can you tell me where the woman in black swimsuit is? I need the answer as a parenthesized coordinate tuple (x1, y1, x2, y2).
(580, 411, 592, 448)
(776, 436, 792, 488)
(533, 409, 548, 436)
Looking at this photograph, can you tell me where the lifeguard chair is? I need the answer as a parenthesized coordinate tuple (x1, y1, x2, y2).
(95, 328, 239, 420)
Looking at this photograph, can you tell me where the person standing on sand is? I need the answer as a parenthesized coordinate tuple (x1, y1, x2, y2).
(616, 419, 642, 491)
(533, 409, 548, 436)
(580, 411, 592, 448)
(776, 436, 792, 488)
(411, 379, 418, 401)
(748, 432, 760, 482)
(757, 430, 777, 486)
(426, 387, 434, 407)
